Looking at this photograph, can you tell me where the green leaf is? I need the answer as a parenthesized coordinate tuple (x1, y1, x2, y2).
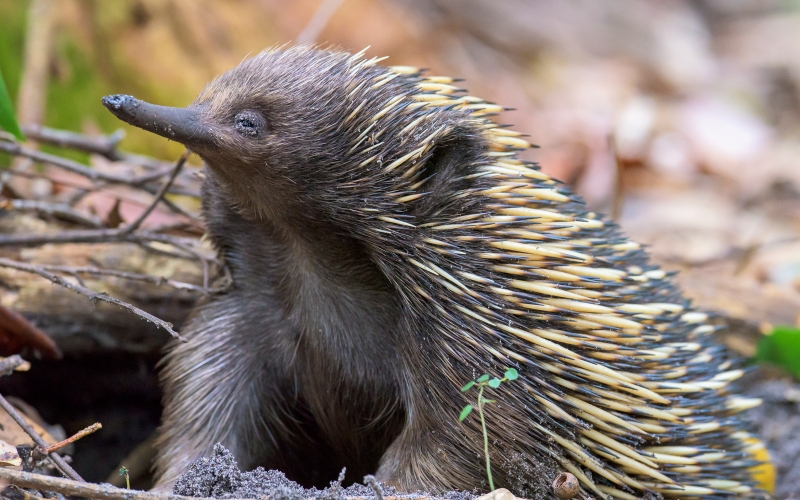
(755, 326, 800, 379)
(0, 67, 23, 141)
(504, 368, 519, 381)
(459, 405, 473, 421)
(477, 374, 490, 383)
(488, 377, 501, 388)
(461, 380, 476, 392)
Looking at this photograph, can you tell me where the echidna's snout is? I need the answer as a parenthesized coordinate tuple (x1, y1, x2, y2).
(102, 94, 211, 147)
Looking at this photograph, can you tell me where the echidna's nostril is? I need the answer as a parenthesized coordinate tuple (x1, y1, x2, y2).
(101, 94, 131, 110)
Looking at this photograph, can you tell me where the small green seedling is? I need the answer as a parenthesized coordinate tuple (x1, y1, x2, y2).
(119, 466, 130, 489)
(459, 367, 519, 491)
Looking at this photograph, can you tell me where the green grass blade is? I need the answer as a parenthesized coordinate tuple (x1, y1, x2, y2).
(0, 67, 24, 141)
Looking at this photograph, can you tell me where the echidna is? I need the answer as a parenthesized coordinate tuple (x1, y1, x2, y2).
(102, 46, 768, 499)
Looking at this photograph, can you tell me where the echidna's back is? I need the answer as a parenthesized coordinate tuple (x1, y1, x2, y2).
(371, 63, 769, 499)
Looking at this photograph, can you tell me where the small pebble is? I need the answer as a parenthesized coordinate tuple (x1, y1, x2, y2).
(552, 472, 579, 499)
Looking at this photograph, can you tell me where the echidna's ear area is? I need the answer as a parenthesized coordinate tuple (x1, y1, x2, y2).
(408, 125, 487, 219)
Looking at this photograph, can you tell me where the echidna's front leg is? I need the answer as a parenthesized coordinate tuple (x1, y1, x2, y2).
(152, 294, 294, 491)
(375, 374, 489, 493)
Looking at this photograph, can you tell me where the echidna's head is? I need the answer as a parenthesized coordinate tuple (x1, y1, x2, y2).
(103, 46, 497, 243)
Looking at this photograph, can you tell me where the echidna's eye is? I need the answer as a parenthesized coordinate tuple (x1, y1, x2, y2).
(234, 111, 266, 137)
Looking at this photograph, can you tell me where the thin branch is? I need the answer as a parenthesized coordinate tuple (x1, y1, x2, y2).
(29, 262, 222, 294)
(0, 368, 83, 481)
(0, 257, 186, 342)
(0, 227, 204, 252)
(121, 150, 189, 235)
(137, 184, 201, 221)
(22, 124, 174, 171)
(61, 187, 90, 206)
(3, 199, 104, 228)
(0, 230, 218, 272)
(22, 124, 125, 161)
(1, 167, 94, 191)
(0, 140, 196, 196)
(2, 128, 203, 222)
(40, 422, 102, 454)
(122, 164, 179, 185)
(133, 240, 205, 263)
(0, 468, 202, 500)
(146, 221, 197, 234)
(0, 141, 152, 185)
(2, 168, 202, 223)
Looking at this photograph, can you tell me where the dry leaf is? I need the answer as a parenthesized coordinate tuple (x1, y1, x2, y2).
(0, 440, 21, 467)
(0, 404, 59, 448)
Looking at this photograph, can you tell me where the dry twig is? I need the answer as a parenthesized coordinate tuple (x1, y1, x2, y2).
(21, 124, 127, 162)
(0, 467, 191, 500)
(0, 227, 194, 248)
(0, 257, 185, 342)
(0, 141, 172, 186)
(120, 149, 189, 235)
(2, 199, 104, 228)
(38, 422, 102, 455)
(15, 262, 219, 294)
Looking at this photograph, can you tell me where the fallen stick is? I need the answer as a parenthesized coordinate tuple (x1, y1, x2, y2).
(0, 467, 200, 500)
